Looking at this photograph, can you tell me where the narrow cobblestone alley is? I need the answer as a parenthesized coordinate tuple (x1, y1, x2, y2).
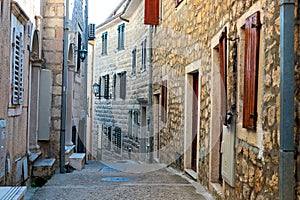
(25, 160, 214, 200)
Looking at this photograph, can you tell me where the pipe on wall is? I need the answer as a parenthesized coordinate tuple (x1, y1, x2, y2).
(279, 0, 295, 199)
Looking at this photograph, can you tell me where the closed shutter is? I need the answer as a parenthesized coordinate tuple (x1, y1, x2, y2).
(102, 32, 107, 55)
(161, 80, 167, 122)
(142, 39, 147, 70)
(104, 74, 109, 99)
(219, 27, 227, 122)
(12, 25, 24, 105)
(118, 23, 125, 50)
(120, 72, 126, 99)
(113, 74, 116, 99)
(132, 48, 136, 76)
(243, 12, 260, 129)
(77, 33, 82, 72)
(144, 0, 159, 25)
(115, 127, 121, 153)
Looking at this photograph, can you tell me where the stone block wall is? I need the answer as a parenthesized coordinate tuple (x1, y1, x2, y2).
(94, 1, 150, 160)
(152, 0, 299, 199)
(41, 0, 65, 167)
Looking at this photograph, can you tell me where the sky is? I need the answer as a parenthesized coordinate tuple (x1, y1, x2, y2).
(88, 0, 123, 25)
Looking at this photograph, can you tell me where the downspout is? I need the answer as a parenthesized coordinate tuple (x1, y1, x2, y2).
(83, 0, 88, 162)
(279, 0, 295, 199)
(148, 25, 153, 163)
(60, 0, 69, 173)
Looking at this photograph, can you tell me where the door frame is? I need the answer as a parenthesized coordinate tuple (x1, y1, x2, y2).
(184, 60, 201, 179)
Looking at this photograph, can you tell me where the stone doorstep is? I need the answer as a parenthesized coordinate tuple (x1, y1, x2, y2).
(29, 152, 42, 163)
(0, 186, 27, 200)
(69, 153, 85, 171)
(32, 158, 56, 179)
(65, 145, 75, 165)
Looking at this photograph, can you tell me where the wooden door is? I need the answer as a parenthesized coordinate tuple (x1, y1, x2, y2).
(191, 72, 199, 171)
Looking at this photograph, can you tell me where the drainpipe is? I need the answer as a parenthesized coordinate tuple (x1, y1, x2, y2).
(148, 25, 153, 163)
(83, 0, 88, 163)
(279, 0, 295, 199)
(60, 0, 69, 173)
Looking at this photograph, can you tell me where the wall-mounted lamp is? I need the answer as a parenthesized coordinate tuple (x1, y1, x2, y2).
(78, 47, 88, 62)
(92, 83, 111, 99)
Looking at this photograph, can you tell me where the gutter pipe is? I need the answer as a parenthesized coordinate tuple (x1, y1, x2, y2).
(279, 0, 295, 199)
(148, 25, 153, 163)
(60, 0, 69, 173)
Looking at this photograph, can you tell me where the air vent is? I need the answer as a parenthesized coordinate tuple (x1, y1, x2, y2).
(88, 23, 95, 40)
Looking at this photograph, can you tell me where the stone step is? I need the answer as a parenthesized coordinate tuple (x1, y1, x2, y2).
(0, 186, 27, 200)
(69, 153, 85, 171)
(32, 158, 56, 179)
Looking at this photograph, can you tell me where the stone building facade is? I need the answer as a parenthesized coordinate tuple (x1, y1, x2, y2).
(150, 0, 300, 199)
(0, 0, 89, 185)
(93, 0, 151, 161)
(0, 0, 43, 185)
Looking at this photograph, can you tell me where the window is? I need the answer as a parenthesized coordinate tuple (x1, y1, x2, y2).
(11, 15, 24, 105)
(161, 80, 167, 122)
(114, 72, 126, 100)
(117, 23, 125, 50)
(77, 32, 82, 72)
(132, 47, 136, 76)
(242, 12, 261, 129)
(141, 38, 147, 71)
(100, 74, 109, 99)
(101, 31, 108, 55)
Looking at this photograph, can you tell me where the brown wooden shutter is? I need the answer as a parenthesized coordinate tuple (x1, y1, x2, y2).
(144, 0, 159, 25)
(161, 80, 167, 122)
(243, 12, 260, 129)
(219, 27, 227, 123)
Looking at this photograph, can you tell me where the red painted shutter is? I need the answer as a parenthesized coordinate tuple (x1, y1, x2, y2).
(219, 27, 227, 123)
(144, 0, 159, 25)
(243, 12, 260, 129)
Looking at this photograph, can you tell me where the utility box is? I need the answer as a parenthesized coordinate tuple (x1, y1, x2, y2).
(38, 69, 52, 141)
(0, 119, 6, 178)
(221, 124, 235, 187)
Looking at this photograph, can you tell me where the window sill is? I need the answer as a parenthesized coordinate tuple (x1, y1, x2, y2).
(8, 106, 22, 117)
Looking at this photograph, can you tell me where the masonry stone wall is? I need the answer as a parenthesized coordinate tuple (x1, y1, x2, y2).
(153, 0, 299, 199)
(40, 0, 64, 167)
(94, 1, 150, 161)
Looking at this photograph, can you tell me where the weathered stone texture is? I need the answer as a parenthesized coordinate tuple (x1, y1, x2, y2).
(151, 0, 300, 199)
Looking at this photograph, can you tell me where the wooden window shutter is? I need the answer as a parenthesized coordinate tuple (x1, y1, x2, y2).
(141, 39, 147, 70)
(102, 32, 107, 55)
(161, 80, 167, 122)
(219, 27, 227, 122)
(118, 24, 125, 50)
(113, 74, 116, 99)
(120, 72, 126, 99)
(12, 26, 24, 105)
(104, 74, 109, 99)
(243, 12, 261, 129)
(144, 0, 159, 25)
(219, 27, 227, 89)
(132, 48, 136, 76)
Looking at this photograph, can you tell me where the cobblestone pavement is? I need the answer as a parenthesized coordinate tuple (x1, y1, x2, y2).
(25, 160, 215, 200)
